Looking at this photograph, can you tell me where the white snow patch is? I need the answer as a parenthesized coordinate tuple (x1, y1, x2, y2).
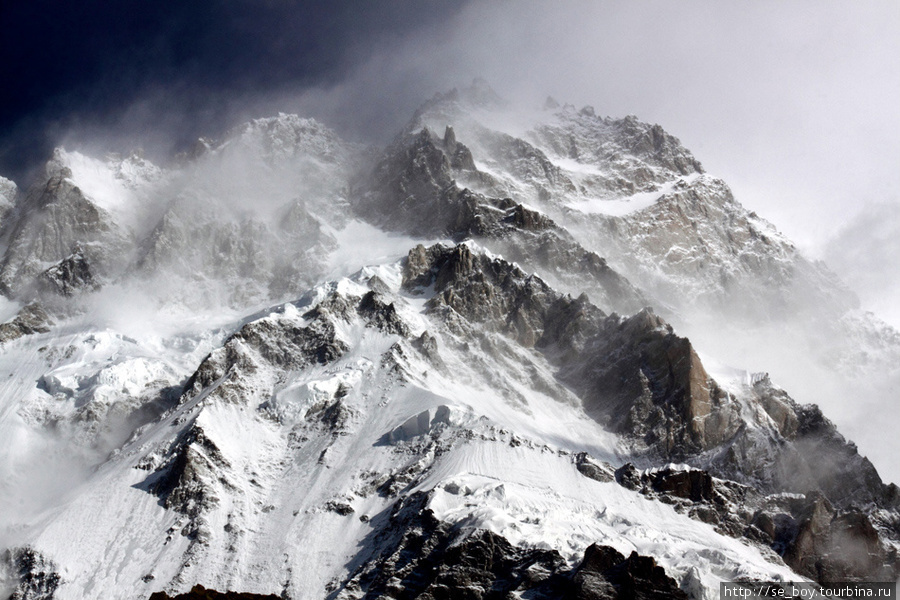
(0, 297, 21, 324)
(423, 449, 798, 600)
(566, 173, 702, 216)
(51, 148, 162, 229)
(323, 219, 428, 281)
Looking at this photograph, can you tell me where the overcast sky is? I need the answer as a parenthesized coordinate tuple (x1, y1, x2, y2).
(1, 0, 898, 324)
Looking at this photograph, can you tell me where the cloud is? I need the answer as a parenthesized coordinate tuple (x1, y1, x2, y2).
(0, 0, 471, 182)
(823, 202, 900, 329)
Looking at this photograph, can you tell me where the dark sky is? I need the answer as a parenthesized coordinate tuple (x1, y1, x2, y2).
(0, 0, 469, 183)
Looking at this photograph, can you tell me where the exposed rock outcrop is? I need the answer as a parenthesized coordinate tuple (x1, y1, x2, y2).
(403, 243, 734, 457)
(602, 463, 899, 583)
(0, 168, 129, 297)
(361, 126, 645, 314)
(3, 547, 61, 600)
(37, 245, 98, 296)
(148, 585, 280, 599)
(333, 492, 689, 600)
(182, 298, 351, 403)
(572, 543, 689, 600)
(0, 302, 52, 343)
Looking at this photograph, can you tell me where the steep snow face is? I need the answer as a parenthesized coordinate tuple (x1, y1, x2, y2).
(47, 149, 163, 221)
(4, 260, 805, 600)
(2, 85, 899, 600)
(402, 83, 900, 484)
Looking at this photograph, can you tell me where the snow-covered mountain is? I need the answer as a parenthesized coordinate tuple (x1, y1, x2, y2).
(1, 81, 898, 600)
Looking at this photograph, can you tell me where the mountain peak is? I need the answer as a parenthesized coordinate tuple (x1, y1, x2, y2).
(1, 84, 898, 600)
(0, 176, 17, 216)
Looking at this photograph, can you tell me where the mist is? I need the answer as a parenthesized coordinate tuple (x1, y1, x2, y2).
(8, 1, 894, 291)
(1, 0, 899, 569)
(823, 202, 900, 329)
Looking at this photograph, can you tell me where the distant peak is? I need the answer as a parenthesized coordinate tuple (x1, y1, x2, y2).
(411, 78, 508, 129)
(0, 175, 17, 211)
(45, 147, 74, 178)
(229, 113, 332, 140)
(462, 77, 505, 107)
(212, 113, 354, 164)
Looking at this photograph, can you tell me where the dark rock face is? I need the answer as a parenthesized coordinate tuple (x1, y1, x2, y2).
(359, 127, 466, 237)
(576, 453, 616, 483)
(358, 291, 410, 336)
(648, 469, 715, 503)
(183, 298, 350, 401)
(566, 309, 737, 458)
(0, 302, 52, 343)
(404, 243, 734, 458)
(601, 462, 899, 584)
(403, 242, 601, 352)
(360, 126, 645, 314)
(572, 544, 689, 600)
(610, 464, 757, 537)
(148, 584, 281, 599)
(334, 492, 688, 600)
(411, 331, 445, 369)
(0, 172, 127, 296)
(3, 547, 61, 600)
(148, 422, 231, 522)
(37, 245, 98, 296)
(756, 494, 897, 583)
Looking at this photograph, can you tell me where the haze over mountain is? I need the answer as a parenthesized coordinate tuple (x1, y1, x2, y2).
(2, 3, 898, 320)
(1, 2, 898, 599)
(0, 80, 898, 599)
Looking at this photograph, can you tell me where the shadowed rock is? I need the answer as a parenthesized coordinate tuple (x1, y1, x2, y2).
(573, 543, 689, 600)
(0, 169, 129, 296)
(332, 491, 689, 600)
(37, 244, 98, 296)
(3, 547, 61, 600)
(0, 302, 52, 343)
(360, 125, 646, 314)
(148, 585, 280, 600)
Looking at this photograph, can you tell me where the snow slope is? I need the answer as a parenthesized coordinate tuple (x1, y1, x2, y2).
(5, 263, 798, 599)
(2, 82, 898, 599)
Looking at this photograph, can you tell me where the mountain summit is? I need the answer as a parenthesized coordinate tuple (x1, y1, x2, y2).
(1, 81, 898, 600)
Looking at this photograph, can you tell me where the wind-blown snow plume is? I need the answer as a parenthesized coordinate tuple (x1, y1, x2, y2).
(1, 80, 898, 599)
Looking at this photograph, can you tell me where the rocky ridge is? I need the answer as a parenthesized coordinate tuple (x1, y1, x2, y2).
(0, 81, 898, 600)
